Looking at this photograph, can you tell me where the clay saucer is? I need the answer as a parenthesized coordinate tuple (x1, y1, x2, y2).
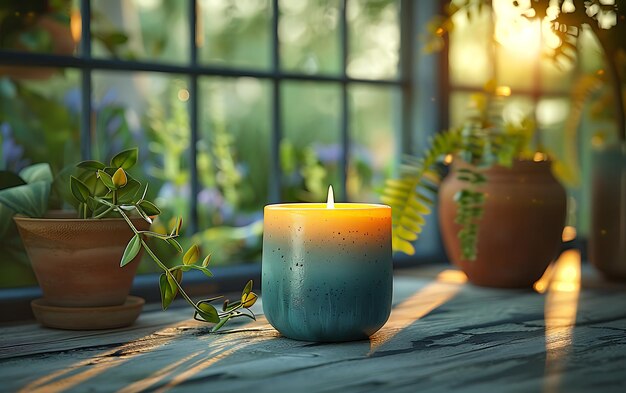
(31, 296, 144, 330)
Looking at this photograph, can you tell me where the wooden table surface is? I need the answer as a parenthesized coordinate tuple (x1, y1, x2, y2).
(1, 250, 625, 393)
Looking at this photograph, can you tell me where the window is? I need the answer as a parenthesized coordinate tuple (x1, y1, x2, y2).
(0, 0, 442, 293)
(447, 0, 604, 239)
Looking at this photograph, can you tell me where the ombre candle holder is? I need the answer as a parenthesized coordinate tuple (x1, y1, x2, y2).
(262, 200, 392, 342)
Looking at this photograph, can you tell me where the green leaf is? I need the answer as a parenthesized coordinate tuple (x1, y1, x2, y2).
(242, 279, 253, 297)
(190, 265, 213, 277)
(392, 237, 415, 255)
(201, 254, 211, 268)
(97, 170, 116, 190)
(396, 225, 418, 241)
(165, 237, 184, 253)
(183, 245, 200, 265)
(400, 214, 425, 229)
(70, 176, 91, 204)
(120, 234, 141, 267)
(111, 148, 138, 170)
(105, 31, 128, 45)
(408, 198, 431, 214)
(19, 163, 53, 184)
(159, 273, 176, 310)
(170, 216, 183, 236)
(138, 200, 161, 216)
(77, 160, 106, 171)
(135, 205, 153, 224)
(78, 171, 108, 198)
(117, 178, 141, 204)
(169, 269, 182, 291)
(0, 171, 26, 190)
(384, 179, 411, 190)
(195, 301, 220, 323)
(0, 203, 15, 238)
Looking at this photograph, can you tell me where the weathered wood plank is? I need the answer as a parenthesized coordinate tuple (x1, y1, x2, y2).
(0, 264, 625, 393)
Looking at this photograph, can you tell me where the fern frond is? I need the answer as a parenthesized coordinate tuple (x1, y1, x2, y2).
(382, 128, 462, 255)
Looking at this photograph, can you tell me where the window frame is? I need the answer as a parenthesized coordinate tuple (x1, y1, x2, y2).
(0, 0, 446, 322)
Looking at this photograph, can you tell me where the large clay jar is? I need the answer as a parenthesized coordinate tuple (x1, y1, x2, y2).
(439, 159, 566, 288)
(589, 146, 626, 281)
(14, 212, 149, 307)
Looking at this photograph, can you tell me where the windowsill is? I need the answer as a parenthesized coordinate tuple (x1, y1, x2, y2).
(1, 257, 625, 392)
(0, 251, 449, 323)
(0, 263, 262, 323)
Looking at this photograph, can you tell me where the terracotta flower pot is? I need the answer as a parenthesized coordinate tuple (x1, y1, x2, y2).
(14, 212, 149, 307)
(589, 146, 626, 280)
(439, 159, 566, 288)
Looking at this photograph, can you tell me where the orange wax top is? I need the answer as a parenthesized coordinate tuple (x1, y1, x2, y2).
(264, 203, 391, 242)
(265, 203, 390, 218)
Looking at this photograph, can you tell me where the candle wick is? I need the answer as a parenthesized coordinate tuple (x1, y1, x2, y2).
(327, 185, 335, 209)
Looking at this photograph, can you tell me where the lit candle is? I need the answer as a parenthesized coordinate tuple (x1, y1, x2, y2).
(262, 186, 392, 342)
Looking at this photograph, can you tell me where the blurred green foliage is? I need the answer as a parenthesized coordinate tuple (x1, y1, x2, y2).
(0, 0, 401, 286)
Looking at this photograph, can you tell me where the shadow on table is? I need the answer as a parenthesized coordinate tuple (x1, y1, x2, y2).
(20, 251, 609, 393)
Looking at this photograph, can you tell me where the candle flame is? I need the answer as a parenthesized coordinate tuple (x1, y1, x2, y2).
(327, 185, 335, 209)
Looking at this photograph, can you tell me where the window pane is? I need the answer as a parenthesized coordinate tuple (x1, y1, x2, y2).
(93, 71, 191, 272)
(0, 1, 79, 56)
(0, 69, 81, 288)
(348, 84, 398, 202)
(198, 0, 271, 69)
(347, 0, 400, 80)
(281, 81, 341, 201)
(91, 0, 189, 64)
(502, 95, 534, 125)
(197, 77, 271, 265)
(279, 0, 340, 75)
(493, 0, 540, 91)
(540, 58, 574, 93)
(450, 91, 535, 129)
(449, 91, 473, 128)
(537, 96, 572, 170)
(496, 45, 536, 91)
(579, 26, 604, 73)
(449, 8, 491, 88)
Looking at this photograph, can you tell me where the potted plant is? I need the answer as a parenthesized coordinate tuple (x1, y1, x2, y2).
(12, 148, 257, 330)
(425, 1, 625, 278)
(517, 0, 626, 280)
(383, 91, 567, 287)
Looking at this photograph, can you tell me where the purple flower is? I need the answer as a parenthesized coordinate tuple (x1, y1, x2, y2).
(96, 89, 119, 111)
(198, 187, 224, 207)
(158, 182, 190, 200)
(1, 123, 30, 172)
(63, 88, 81, 115)
(314, 143, 341, 163)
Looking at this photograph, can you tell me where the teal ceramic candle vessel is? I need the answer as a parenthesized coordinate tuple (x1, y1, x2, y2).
(262, 202, 392, 342)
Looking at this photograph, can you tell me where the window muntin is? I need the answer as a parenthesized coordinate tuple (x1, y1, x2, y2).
(0, 0, 422, 289)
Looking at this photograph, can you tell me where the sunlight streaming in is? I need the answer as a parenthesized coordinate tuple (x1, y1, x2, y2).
(153, 316, 271, 393)
(493, 0, 541, 56)
(542, 250, 581, 393)
(18, 322, 189, 393)
(369, 270, 466, 352)
(19, 316, 267, 393)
